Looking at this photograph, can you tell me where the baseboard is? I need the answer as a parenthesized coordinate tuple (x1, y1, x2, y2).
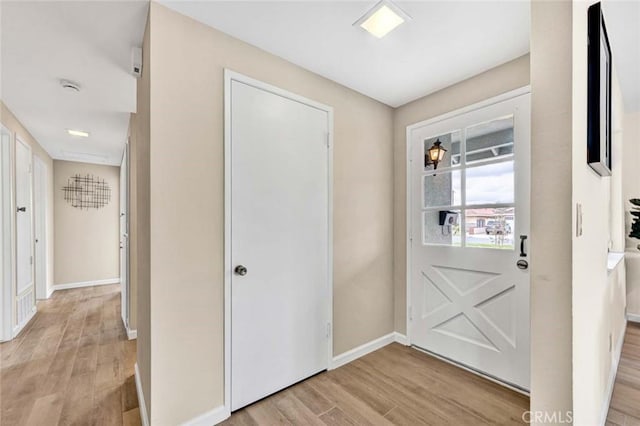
(127, 328, 137, 340)
(135, 363, 150, 426)
(393, 332, 409, 346)
(627, 313, 640, 323)
(601, 321, 627, 426)
(331, 332, 397, 369)
(181, 405, 229, 426)
(46, 286, 55, 299)
(52, 278, 120, 292)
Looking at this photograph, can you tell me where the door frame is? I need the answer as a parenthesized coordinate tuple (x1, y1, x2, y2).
(223, 69, 334, 415)
(120, 142, 130, 334)
(33, 154, 49, 300)
(405, 86, 531, 348)
(0, 124, 14, 342)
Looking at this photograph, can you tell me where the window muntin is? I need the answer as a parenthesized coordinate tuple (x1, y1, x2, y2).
(421, 115, 515, 249)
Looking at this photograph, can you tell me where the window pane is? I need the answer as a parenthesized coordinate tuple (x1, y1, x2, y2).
(424, 130, 461, 171)
(465, 116, 514, 165)
(465, 208, 514, 249)
(423, 170, 461, 208)
(466, 161, 514, 205)
(423, 210, 461, 246)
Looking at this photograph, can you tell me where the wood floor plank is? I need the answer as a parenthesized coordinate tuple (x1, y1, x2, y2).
(608, 323, 640, 422)
(319, 407, 357, 426)
(228, 343, 529, 424)
(0, 284, 139, 426)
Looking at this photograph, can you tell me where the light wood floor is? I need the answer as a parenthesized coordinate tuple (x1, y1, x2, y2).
(607, 322, 640, 426)
(2, 285, 532, 425)
(223, 343, 530, 425)
(0, 284, 140, 426)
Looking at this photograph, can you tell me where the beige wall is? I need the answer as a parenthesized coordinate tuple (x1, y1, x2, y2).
(529, 1, 574, 421)
(53, 160, 119, 285)
(142, 3, 394, 424)
(392, 55, 530, 333)
(623, 111, 640, 316)
(129, 10, 151, 421)
(0, 101, 55, 296)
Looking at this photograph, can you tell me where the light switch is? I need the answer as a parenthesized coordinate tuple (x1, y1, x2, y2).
(576, 203, 583, 237)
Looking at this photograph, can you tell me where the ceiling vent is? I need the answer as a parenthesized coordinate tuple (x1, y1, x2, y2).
(60, 79, 81, 93)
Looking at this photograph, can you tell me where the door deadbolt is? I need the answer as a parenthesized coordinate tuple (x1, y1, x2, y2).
(517, 259, 529, 270)
(234, 265, 248, 276)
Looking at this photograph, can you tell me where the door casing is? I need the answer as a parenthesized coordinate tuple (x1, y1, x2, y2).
(405, 86, 531, 390)
(33, 155, 48, 300)
(120, 143, 130, 332)
(0, 125, 13, 342)
(223, 69, 334, 415)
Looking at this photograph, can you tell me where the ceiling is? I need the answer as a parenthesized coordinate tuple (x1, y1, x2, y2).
(1, 1, 637, 168)
(1, 1, 148, 166)
(603, 0, 640, 112)
(160, 1, 531, 108)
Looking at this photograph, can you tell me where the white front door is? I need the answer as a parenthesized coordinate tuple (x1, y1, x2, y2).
(33, 155, 48, 300)
(15, 138, 35, 330)
(409, 93, 531, 390)
(120, 145, 129, 329)
(228, 73, 331, 411)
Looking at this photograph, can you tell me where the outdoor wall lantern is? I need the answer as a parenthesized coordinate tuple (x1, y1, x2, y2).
(426, 139, 447, 170)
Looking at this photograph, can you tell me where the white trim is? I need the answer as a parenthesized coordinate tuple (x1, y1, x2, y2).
(223, 69, 334, 413)
(180, 406, 229, 426)
(135, 363, 150, 426)
(406, 86, 532, 131)
(32, 154, 49, 300)
(52, 278, 120, 292)
(12, 305, 36, 338)
(600, 321, 627, 426)
(404, 85, 531, 348)
(330, 332, 396, 369)
(627, 313, 640, 323)
(393, 332, 409, 346)
(0, 124, 14, 342)
(126, 328, 137, 340)
(46, 286, 55, 299)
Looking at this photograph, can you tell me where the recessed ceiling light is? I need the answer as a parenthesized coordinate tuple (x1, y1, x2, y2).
(67, 129, 90, 138)
(354, 0, 411, 39)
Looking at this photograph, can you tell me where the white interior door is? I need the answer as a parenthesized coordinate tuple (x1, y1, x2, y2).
(1, 126, 13, 342)
(15, 138, 35, 331)
(228, 73, 331, 411)
(120, 145, 129, 329)
(409, 93, 531, 390)
(33, 155, 48, 300)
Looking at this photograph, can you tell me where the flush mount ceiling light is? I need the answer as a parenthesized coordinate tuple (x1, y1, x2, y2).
(354, 0, 411, 39)
(67, 129, 90, 138)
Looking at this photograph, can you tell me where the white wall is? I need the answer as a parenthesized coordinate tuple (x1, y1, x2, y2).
(571, 1, 628, 424)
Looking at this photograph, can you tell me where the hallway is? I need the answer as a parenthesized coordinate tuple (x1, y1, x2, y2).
(0, 285, 139, 425)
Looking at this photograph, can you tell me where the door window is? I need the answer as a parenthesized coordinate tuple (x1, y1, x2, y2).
(422, 115, 515, 249)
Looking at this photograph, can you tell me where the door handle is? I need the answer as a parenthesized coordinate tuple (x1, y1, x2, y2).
(519, 235, 528, 257)
(17, 207, 26, 212)
(234, 265, 248, 276)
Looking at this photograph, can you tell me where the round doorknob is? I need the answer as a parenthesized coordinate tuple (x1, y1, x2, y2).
(234, 265, 248, 276)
